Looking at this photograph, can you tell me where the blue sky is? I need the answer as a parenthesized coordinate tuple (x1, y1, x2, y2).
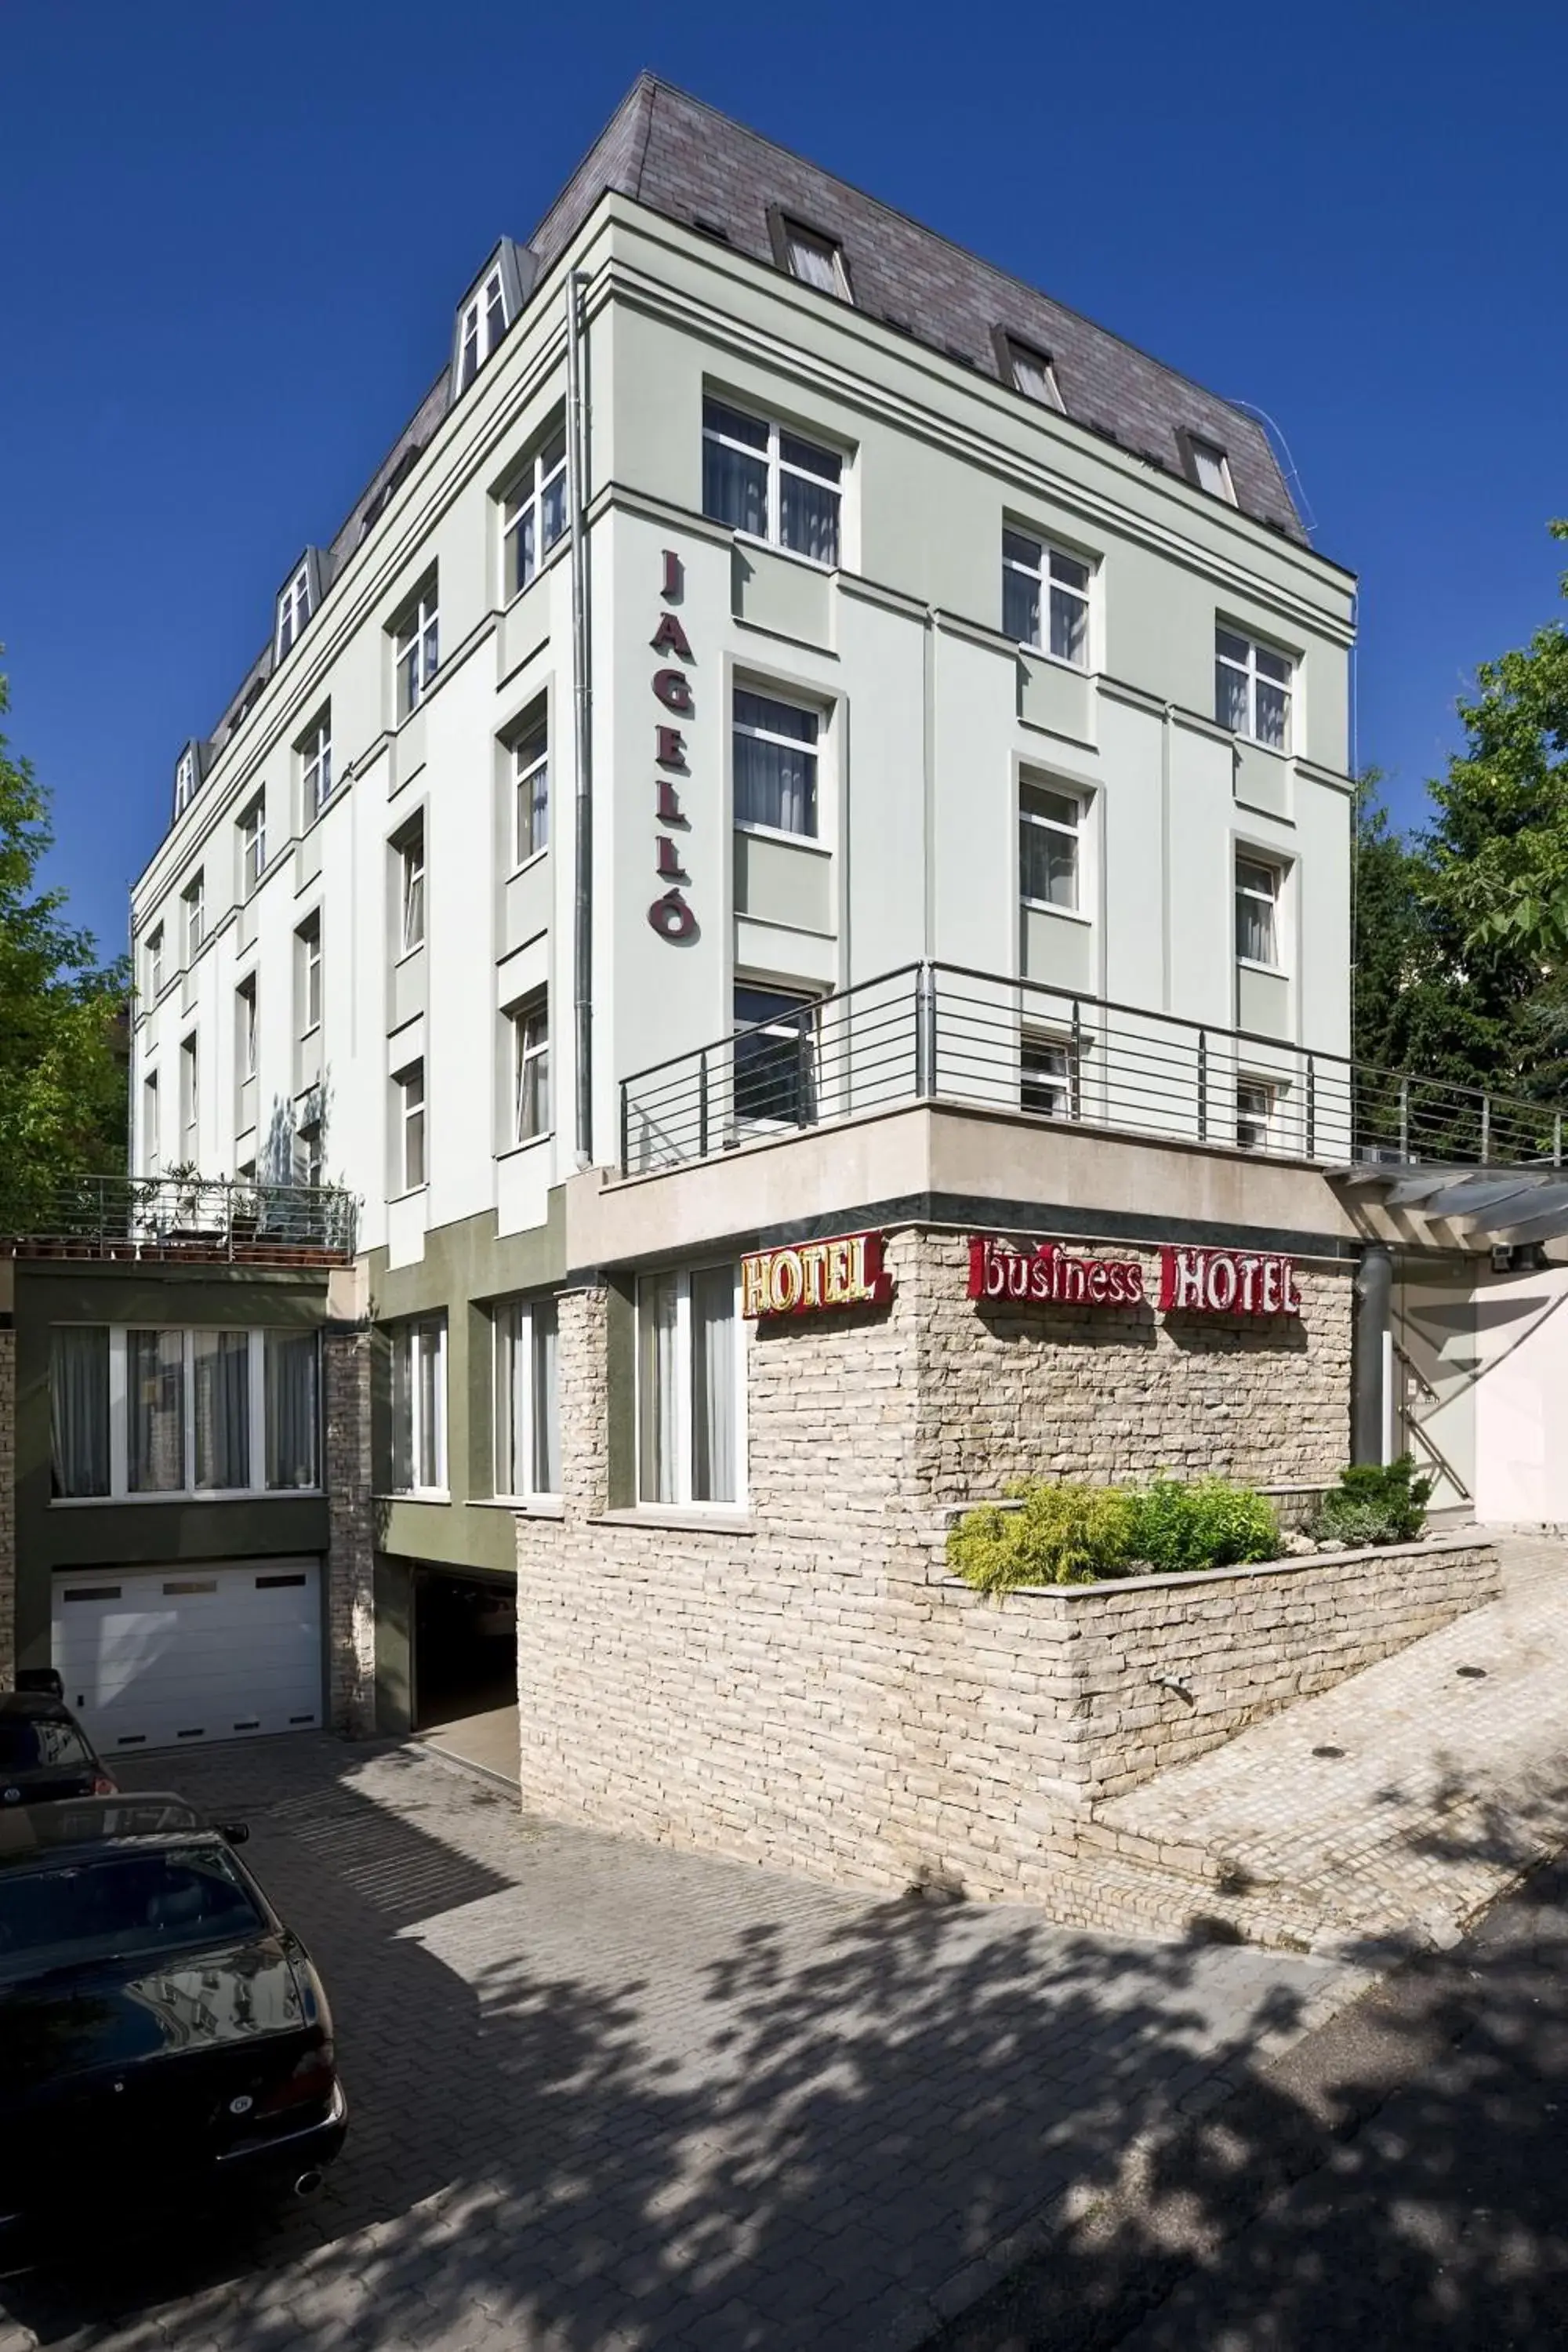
(2, 0, 1564, 961)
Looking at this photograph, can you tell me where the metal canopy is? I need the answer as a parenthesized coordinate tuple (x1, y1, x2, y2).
(1339, 1160, 1568, 1247)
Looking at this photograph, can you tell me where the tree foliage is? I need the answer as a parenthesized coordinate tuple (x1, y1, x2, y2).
(0, 661, 128, 1228)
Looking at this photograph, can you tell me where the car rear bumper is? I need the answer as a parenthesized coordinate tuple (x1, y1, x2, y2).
(214, 2075, 349, 2177)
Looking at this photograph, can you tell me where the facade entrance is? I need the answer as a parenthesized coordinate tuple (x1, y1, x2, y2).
(412, 1567, 518, 1780)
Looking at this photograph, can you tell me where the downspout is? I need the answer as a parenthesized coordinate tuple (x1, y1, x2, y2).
(567, 267, 593, 1168)
(1352, 1243, 1393, 1465)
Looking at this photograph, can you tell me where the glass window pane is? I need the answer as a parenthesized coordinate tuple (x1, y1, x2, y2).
(1048, 550, 1090, 595)
(638, 1274, 680, 1504)
(531, 1302, 559, 1494)
(779, 470, 840, 564)
(194, 1330, 250, 1490)
(129, 1330, 185, 1493)
(733, 990, 816, 1124)
(734, 729, 817, 835)
(734, 691, 816, 743)
(541, 472, 566, 552)
(1003, 568, 1040, 646)
(1216, 662, 1250, 733)
(511, 503, 538, 594)
(1254, 680, 1290, 750)
(786, 232, 840, 293)
(416, 1323, 442, 1488)
(265, 1332, 318, 1490)
(1022, 784, 1079, 829)
(702, 439, 768, 535)
(1003, 529, 1040, 571)
(1255, 644, 1291, 684)
(703, 399, 768, 451)
(1020, 820, 1077, 909)
(690, 1268, 736, 1504)
(50, 1327, 110, 1498)
(1216, 629, 1250, 666)
(779, 432, 840, 484)
(391, 1333, 412, 1490)
(1048, 585, 1087, 666)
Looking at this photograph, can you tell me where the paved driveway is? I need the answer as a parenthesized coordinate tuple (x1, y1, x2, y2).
(0, 1736, 1363, 2352)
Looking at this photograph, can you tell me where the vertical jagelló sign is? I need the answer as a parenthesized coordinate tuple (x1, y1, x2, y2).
(741, 1233, 894, 1319)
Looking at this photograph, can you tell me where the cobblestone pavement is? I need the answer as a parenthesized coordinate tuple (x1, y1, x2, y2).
(0, 1737, 1363, 2352)
(1102, 1532, 1568, 1951)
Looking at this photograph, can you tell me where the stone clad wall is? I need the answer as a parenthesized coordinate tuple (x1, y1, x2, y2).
(513, 1225, 1388, 1900)
(324, 1324, 376, 1735)
(914, 1233, 1352, 1502)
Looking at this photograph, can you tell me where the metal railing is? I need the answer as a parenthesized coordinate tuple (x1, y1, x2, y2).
(618, 960, 1568, 1179)
(0, 1174, 358, 1261)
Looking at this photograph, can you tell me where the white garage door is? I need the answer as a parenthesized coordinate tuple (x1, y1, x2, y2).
(53, 1560, 323, 1757)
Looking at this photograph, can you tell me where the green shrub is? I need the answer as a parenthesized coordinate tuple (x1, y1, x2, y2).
(1313, 1454, 1434, 1547)
(946, 1481, 1136, 1594)
(1124, 1476, 1281, 1573)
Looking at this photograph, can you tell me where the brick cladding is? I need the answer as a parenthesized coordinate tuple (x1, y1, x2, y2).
(513, 1229, 1489, 1907)
(324, 1326, 375, 1735)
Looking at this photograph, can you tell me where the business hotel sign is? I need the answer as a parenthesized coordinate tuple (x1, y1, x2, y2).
(742, 1232, 894, 1319)
(968, 1236, 1302, 1318)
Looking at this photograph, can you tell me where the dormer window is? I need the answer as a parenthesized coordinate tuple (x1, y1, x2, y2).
(1186, 437, 1236, 504)
(1004, 337, 1063, 412)
(448, 241, 534, 405)
(274, 551, 322, 662)
(780, 220, 851, 301)
(172, 740, 205, 818)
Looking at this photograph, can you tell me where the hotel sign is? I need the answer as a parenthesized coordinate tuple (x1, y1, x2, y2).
(742, 1232, 894, 1319)
(1157, 1246, 1301, 1317)
(968, 1237, 1144, 1306)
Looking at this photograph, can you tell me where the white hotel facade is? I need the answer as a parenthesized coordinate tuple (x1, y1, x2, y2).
(128, 77, 1381, 1757)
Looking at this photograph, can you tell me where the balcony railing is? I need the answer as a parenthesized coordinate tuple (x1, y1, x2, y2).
(0, 1174, 358, 1263)
(618, 961, 1567, 1180)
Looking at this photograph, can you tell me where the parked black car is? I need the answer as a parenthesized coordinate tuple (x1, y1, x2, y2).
(0, 1690, 116, 1805)
(0, 1796, 347, 2250)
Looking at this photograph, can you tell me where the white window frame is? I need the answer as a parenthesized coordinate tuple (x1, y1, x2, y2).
(1018, 779, 1085, 916)
(458, 267, 508, 392)
(732, 687, 822, 841)
(493, 1296, 561, 1501)
(1235, 853, 1284, 971)
(146, 926, 165, 1002)
(1236, 1076, 1278, 1152)
(782, 222, 851, 300)
(400, 828, 426, 955)
(390, 1315, 447, 1497)
(502, 430, 568, 599)
(297, 916, 322, 1038)
(634, 1265, 747, 1512)
(175, 751, 198, 815)
(51, 1327, 321, 1505)
(702, 397, 843, 568)
(301, 713, 334, 820)
(1020, 1029, 1077, 1120)
(142, 1073, 160, 1174)
(394, 578, 439, 718)
(510, 993, 550, 1146)
(512, 719, 549, 867)
(1003, 529, 1092, 669)
(1216, 626, 1294, 751)
(1189, 439, 1236, 503)
(180, 1033, 198, 1162)
(396, 1061, 426, 1192)
(275, 563, 312, 660)
(183, 873, 205, 963)
(239, 797, 266, 899)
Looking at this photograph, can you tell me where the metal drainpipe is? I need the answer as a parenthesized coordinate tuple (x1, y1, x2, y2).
(567, 267, 593, 1169)
(1352, 1243, 1393, 1465)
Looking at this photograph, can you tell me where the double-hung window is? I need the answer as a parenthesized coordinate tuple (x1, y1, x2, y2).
(146, 926, 165, 1002)
(1235, 855, 1282, 967)
(1018, 781, 1083, 913)
(458, 267, 508, 391)
(1216, 628, 1293, 750)
(733, 688, 819, 837)
(494, 1297, 560, 1499)
(1236, 1078, 1276, 1151)
(142, 1073, 160, 1174)
(702, 399, 842, 566)
(49, 1326, 320, 1501)
(183, 873, 205, 962)
(239, 798, 266, 899)
(733, 985, 818, 1128)
(296, 915, 321, 1036)
(1021, 1033, 1076, 1119)
(396, 1061, 426, 1191)
(1003, 530, 1091, 666)
(637, 1265, 742, 1508)
(235, 976, 257, 1088)
(513, 718, 548, 863)
(180, 1035, 198, 1162)
(390, 1316, 446, 1494)
(400, 826, 426, 953)
(394, 576, 439, 718)
(301, 712, 333, 818)
(175, 750, 198, 815)
(510, 993, 549, 1145)
(275, 563, 312, 659)
(503, 430, 568, 596)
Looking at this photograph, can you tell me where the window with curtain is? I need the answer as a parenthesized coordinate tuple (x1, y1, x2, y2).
(394, 575, 440, 718)
(494, 1298, 560, 1497)
(301, 710, 333, 818)
(702, 398, 842, 566)
(502, 426, 567, 595)
(400, 827, 425, 953)
(733, 688, 820, 837)
(50, 1327, 110, 1497)
(637, 1266, 741, 1508)
(1216, 627, 1293, 750)
(1002, 530, 1091, 666)
(1018, 782, 1083, 911)
(265, 1332, 319, 1490)
(193, 1330, 249, 1490)
(390, 1316, 445, 1493)
(734, 985, 818, 1127)
(513, 717, 549, 865)
(129, 1329, 186, 1492)
(511, 994, 550, 1144)
(1236, 855, 1283, 967)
